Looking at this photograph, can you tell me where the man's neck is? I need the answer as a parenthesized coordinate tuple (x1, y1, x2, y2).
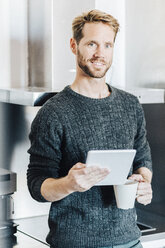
(71, 77, 110, 99)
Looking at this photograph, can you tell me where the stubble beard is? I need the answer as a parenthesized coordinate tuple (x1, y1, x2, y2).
(77, 49, 111, 79)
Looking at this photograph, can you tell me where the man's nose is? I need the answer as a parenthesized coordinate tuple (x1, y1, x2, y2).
(94, 45, 104, 58)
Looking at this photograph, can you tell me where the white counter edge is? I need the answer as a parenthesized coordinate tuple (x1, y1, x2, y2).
(0, 87, 164, 106)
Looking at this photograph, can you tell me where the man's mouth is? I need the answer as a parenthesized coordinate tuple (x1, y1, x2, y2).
(90, 60, 106, 66)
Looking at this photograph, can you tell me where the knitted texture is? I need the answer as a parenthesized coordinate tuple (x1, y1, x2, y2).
(27, 85, 152, 248)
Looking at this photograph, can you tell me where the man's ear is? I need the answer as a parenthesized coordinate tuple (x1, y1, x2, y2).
(70, 38, 77, 55)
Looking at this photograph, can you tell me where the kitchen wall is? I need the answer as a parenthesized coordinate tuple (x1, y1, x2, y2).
(0, 0, 28, 89)
(125, 0, 165, 89)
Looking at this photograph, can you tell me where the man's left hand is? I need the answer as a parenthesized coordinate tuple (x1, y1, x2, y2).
(128, 174, 153, 205)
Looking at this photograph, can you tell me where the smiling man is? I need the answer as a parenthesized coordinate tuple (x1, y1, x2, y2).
(70, 19, 115, 98)
(74, 22, 114, 79)
(27, 10, 152, 248)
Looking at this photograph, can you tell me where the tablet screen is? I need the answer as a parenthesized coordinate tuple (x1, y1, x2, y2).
(86, 149, 136, 185)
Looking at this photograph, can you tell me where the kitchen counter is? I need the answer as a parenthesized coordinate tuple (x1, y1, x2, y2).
(1, 230, 48, 248)
(14, 212, 165, 247)
(16, 215, 49, 245)
(0, 87, 164, 106)
(0, 87, 55, 106)
(141, 232, 165, 247)
(1, 230, 165, 248)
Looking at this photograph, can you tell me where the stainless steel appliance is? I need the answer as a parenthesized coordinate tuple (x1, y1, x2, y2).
(0, 168, 17, 239)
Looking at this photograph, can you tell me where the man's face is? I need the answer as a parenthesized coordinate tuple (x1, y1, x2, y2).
(76, 22, 115, 79)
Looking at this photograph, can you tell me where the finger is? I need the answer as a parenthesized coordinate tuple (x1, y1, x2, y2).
(90, 169, 110, 180)
(86, 166, 110, 174)
(83, 173, 109, 187)
(137, 189, 152, 196)
(137, 184, 152, 194)
(137, 189, 153, 198)
(138, 182, 151, 189)
(96, 173, 110, 183)
(79, 168, 110, 186)
(128, 174, 144, 182)
(137, 194, 152, 205)
(91, 169, 110, 178)
(77, 171, 109, 191)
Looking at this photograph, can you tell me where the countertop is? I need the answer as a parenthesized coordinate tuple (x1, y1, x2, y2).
(0, 87, 164, 106)
(0, 230, 48, 248)
(2, 211, 165, 248)
(15, 212, 165, 247)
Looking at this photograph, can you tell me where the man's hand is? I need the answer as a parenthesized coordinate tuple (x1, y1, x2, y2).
(128, 173, 152, 205)
(66, 162, 110, 193)
(41, 162, 110, 202)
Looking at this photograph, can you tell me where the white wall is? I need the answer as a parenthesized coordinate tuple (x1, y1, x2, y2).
(95, 0, 126, 88)
(0, 0, 11, 88)
(125, 0, 165, 89)
(0, 0, 28, 88)
(52, 0, 95, 91)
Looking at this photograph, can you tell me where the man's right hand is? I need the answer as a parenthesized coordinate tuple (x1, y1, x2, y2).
(66, 162, 110, 193)
(41, 162, 110, 202)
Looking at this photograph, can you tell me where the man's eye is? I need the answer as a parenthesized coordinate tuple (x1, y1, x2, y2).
(105, 43, 113, 48)
(88, 43, 95, 47)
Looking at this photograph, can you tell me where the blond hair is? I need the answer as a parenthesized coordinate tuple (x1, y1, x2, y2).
(72, 9, 119, 44)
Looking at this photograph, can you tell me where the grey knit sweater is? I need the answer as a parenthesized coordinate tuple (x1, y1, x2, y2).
(27, 85, 152, 248)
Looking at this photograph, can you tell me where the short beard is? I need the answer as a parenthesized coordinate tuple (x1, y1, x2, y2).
(77, 49, 110, 78)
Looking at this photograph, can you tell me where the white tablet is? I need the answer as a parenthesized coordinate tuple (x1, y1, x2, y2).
(86, 149, 136, 186)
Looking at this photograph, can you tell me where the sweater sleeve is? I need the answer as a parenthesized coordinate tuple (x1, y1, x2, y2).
(133, 98, 152, 173)
(27, 105, 63, 202)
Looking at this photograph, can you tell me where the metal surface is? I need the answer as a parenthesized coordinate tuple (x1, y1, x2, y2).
(0, 88, 54, 106)
(0, 168, 16, 195)
(0, 103, 50, 219)
(28, 0, 52, 88)
(0, 169, 17, 240)
(1, 230, 49, 248)
(137, 222, 156, 234)
(125, 88, 165, 104)
(0, 87, 164, 106)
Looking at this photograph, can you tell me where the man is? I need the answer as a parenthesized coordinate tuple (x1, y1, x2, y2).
(27, 9, 152, 248)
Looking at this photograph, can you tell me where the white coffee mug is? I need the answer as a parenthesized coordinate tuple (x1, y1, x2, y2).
(113, 179, 138, 209)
